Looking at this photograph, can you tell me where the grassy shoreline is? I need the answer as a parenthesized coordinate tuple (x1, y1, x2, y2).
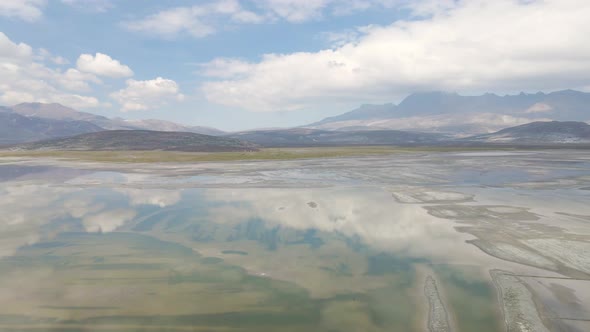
(0, 146, 516, 163)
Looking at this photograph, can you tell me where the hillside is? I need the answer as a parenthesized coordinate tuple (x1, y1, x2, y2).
(12, 130, 258, 152)
(0, 112, 103, 145)
(227, 128, 448, 147)
(465, 121, 590, 144)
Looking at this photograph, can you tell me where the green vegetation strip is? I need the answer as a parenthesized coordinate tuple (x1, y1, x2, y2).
(0, 146, 512, 163)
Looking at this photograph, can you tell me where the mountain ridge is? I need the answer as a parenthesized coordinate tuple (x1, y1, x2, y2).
(465, 121, 590, 144)
(7, 103, 224, 134)
(3, 90, 590, 147)
(1, 103, 225, 144)
(227, 128, 450, 147)
(0, 112, 104, 145)
(11, 130, 258, 152)
(10, 102, 109, 122)
(307, 90, 590, 135)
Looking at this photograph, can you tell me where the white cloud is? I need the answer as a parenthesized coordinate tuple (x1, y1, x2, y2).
(124, 0, 263, 38)
(82, 209, 136, 233)
(0, 0, 45, 22)
(201, 0, 590, 112)
(110, 77, 185, 112)
(0, 184, 80, 257)
(58, 68, 101, 91)
(252, 0, 404, 22)
(253, 0, 408, 22)
(203, 188, 471, 258)
(64, 198, 104, 219)
(61, 0, 113, 12)
(124, 0, 403, 38)
(37, 48, 70, 65)
(118, 189, 182, 208)
(76, 53, 133, 78)
(126, 7, 214, 38)
(319, 29, 363, 48)
(201, 58, 255, 79)
(525, 103, 553, 114)
(254, 0, 330, 22)
(0, 32, 33, 60)
(0, 32, 100, 108)
(52, 56, 69, 65)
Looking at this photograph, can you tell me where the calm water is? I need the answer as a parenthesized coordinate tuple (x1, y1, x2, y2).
(1, 151, 589, 331)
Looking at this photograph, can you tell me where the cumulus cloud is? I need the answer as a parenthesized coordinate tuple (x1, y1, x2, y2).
(38, 48, 69, 65)
(254, 0, 403, 22)
(203, 188, 472, 258)
(0, 32, 100, 108)
(82, 209, 137, 233)
(61, 0, 113, 12)
(76, 53, 133, 78)
(254, 0, 330, 22)
(110, 77, 185, 112)
(64, 198, 104, 219)
(201, 0, 590, 112)
(200, 58, 255, 79)
(124, 0, 404, 38)
(0, 32, 33, 59)
(57, 68, 101, 91)
(124, 0, 263, 38)
(0, 0, 45, 22)
(118, 189, 182, 208)
(0, 184, 77, 257)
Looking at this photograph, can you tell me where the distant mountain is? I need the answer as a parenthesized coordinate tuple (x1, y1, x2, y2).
(227, 128, 448, 147)
(1, 103, 225, 144)
(188, 126, 226, 136)
(308, 90, 590, 135)
(0, 112, 103, 145)
(465, 121, 590, 144)
(12, 130, 258, 152)
(11, 102, 111, 122)
(108, 119, 225, 135)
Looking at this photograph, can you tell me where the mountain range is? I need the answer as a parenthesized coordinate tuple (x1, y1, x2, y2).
(0, 103, 223, 145)
(308, 90, 590, 136)
(1, 90, 589, 148)
(11, 121, 590, 151)
(0, 110, 103, 145)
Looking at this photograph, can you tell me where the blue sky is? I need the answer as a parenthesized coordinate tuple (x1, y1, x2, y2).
(0, 0, 589, 130)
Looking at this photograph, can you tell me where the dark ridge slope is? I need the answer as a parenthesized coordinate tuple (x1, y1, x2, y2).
(227, 128, 448, 147)
(465, 121, 590, 144)
(13, 130, 259, 152)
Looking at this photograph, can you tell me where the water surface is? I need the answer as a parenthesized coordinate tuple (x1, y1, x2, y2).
(1, 150, 589, 331)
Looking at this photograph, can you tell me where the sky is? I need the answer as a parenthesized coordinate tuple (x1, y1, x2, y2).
(0, 0, 589, 131)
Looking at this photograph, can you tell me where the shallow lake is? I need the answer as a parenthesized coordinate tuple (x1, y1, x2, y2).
(1, 150, 589, 331)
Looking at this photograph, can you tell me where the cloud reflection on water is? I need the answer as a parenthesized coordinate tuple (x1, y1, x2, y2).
(0, 182, 183, 255)
(201, 187, 480, 263)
